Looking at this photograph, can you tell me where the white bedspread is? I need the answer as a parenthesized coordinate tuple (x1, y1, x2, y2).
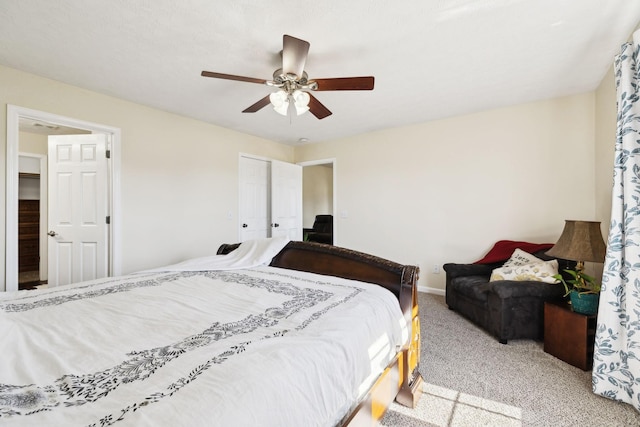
(0, 253, 407, 426)
(142, 236, 290, 272)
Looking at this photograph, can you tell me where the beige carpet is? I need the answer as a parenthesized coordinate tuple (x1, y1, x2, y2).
(380, 293, 640, 427)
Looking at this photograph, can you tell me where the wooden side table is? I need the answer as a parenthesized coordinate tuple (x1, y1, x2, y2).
(543, 300, 597, 370)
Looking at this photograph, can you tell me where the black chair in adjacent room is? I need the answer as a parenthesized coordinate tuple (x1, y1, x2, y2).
(304, 215, 333, 245)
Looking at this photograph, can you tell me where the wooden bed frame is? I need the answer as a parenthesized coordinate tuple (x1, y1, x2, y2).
(217, 240, 424, 426)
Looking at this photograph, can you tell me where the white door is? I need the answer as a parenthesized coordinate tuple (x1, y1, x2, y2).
(48, 134, 109, 286)
(271, 160, 302, 240)
(239, 157, 270, 241)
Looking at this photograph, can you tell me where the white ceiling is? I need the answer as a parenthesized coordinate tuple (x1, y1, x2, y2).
(1, 1, 639, 145)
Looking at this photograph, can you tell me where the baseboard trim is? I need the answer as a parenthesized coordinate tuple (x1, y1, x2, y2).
(418, 285, 445, 296)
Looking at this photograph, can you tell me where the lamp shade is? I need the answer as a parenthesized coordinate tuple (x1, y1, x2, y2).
(545, 220, 606, 263)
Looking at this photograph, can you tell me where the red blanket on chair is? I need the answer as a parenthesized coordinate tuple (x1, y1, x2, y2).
(473, 240, 554, 264)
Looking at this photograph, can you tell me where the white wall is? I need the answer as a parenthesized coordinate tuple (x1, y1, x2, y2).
(18, 132, 46, 201)
(0, 65, 294, 290)
(19, 131, 47, 156)
(1, 64, 618, 294)
(296, 94, 600, 293)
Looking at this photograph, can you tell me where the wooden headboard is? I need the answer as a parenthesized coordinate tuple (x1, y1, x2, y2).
(217, 240, 419, 313)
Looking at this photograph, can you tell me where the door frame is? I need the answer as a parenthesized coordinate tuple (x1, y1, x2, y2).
(297, 158, 337, 245)
(5, 105, 122, 291)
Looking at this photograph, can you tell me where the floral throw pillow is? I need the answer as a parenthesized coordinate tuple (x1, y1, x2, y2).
(490, 259, 560, 284)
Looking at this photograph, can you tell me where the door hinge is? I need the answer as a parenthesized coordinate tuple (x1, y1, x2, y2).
(106, 216, 111, 225)
(106, 150, 111, 159)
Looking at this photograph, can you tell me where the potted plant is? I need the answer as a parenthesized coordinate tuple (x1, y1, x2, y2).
(553, 269, 600, 315)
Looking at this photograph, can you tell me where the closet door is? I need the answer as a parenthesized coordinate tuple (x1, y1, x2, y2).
(238, 157, 270, 241)
(238, 157, 302, 242)
(271, 160, 302, 241)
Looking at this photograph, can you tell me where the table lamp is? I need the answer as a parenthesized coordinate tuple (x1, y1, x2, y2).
(545, 220, 606, 270)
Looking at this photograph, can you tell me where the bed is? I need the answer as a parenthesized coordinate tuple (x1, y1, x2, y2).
(0, 238, 423, 426)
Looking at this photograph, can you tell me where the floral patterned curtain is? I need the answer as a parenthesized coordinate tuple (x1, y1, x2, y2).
(593, 30, 640, 411)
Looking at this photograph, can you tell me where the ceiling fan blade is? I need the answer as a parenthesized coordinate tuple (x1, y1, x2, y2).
(201, 71, 267, 85)
(242, 95, 271, 113)
(312, 76, 375, 91)
(282, 35, 310, 79)
(308, 93, 332, 119)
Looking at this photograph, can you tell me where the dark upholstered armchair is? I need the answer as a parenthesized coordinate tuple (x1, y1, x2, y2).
(303, 215, 333, 245)
(443, 244, 576, 344)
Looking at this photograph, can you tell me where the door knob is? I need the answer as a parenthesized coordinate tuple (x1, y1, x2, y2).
(242, 223, 248, 228)
(47, 230, 58, 237)
(273, 223, 280, 228)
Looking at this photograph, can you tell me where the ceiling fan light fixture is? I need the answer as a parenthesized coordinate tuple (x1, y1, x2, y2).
(295, 105, 309, 116)
(269, 90, 289, 116)
(202, 35, 374, 120)
(293, 90, 310, 116)
(273, 101, 290, 116)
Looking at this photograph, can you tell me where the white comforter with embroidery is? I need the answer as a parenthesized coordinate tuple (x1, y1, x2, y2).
(0, 240, 407, 427)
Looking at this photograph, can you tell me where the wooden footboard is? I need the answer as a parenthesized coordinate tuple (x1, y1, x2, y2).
(217, 241, 424, 424)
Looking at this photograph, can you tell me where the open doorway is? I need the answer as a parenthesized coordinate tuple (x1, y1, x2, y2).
(17, 125, 91, 289)
(18, 153, 47, 289)
(298, 159, 336, 245)
(5, 105, 122, 292)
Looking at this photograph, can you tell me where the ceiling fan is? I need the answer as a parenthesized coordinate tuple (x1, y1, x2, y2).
(201, 35, 375, 120)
